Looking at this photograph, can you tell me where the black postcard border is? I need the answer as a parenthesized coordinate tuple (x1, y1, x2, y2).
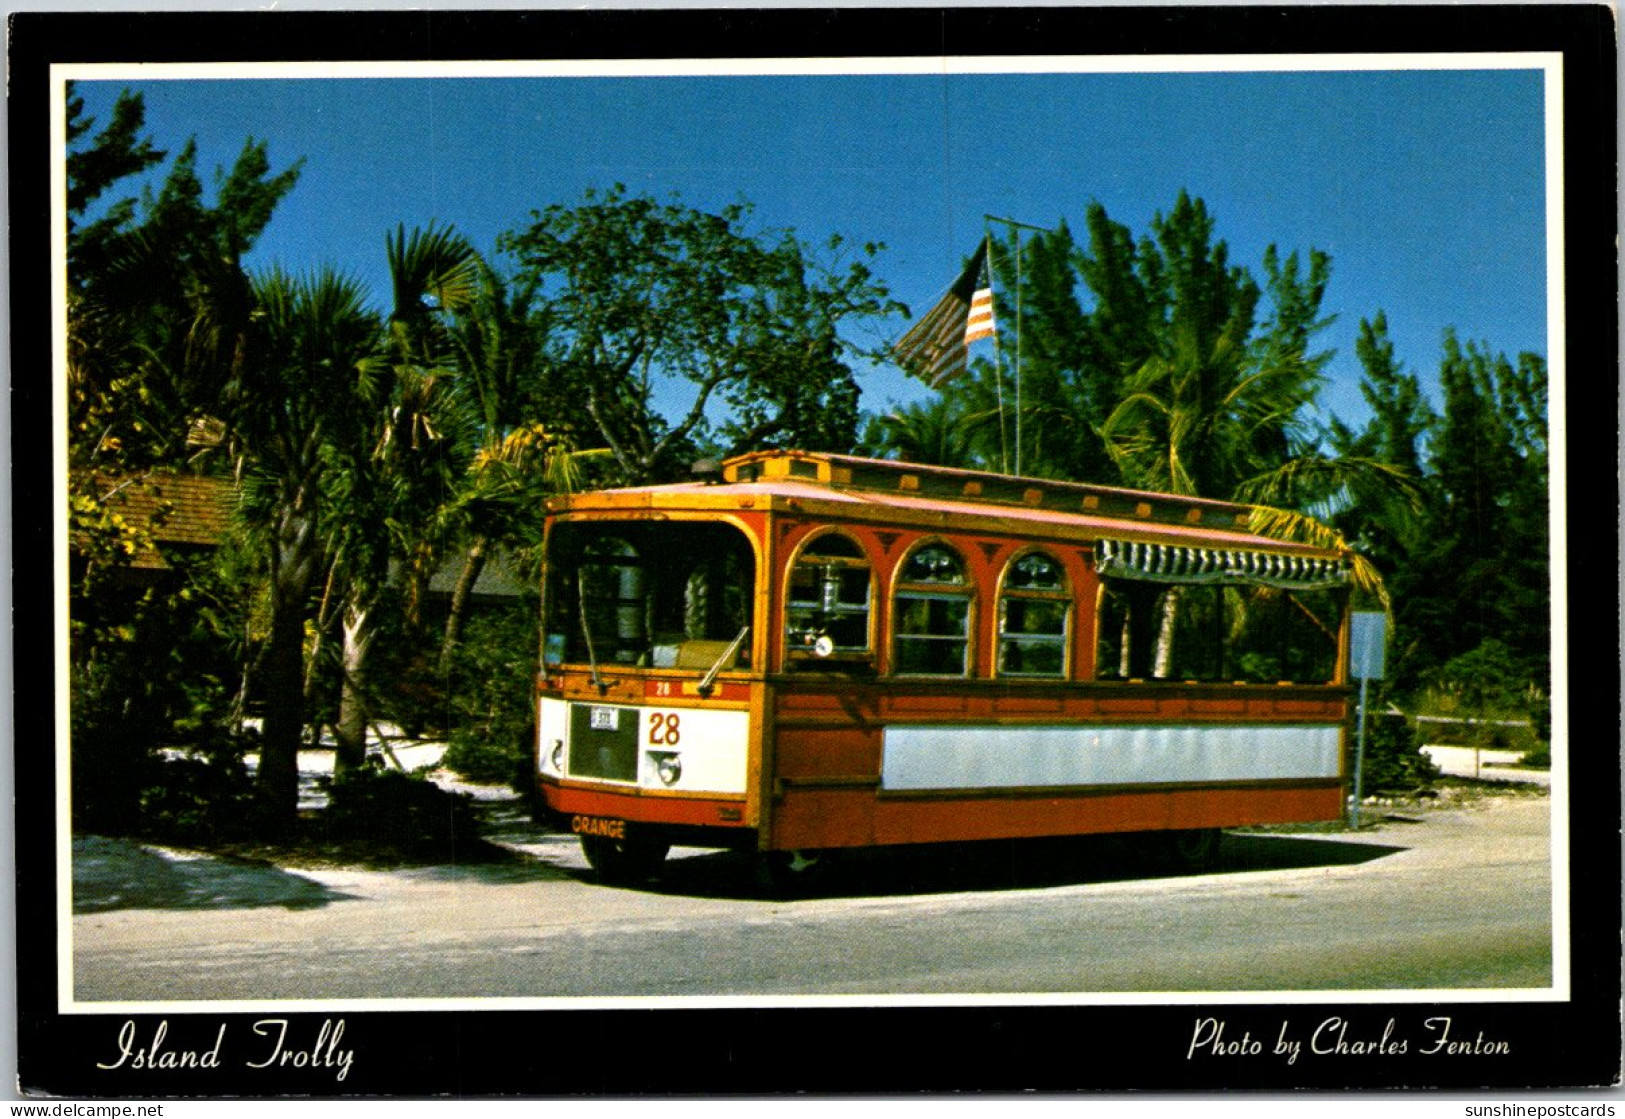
(10, 5, 1620, 1097)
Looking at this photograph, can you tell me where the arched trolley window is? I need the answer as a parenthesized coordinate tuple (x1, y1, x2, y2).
(998, 550, 1071, 678)
(786, 531, 873, 663)
(892, 542, 973, 676)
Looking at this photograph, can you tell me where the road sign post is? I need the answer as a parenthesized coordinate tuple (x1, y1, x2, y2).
(1348, 612, 1388, 829)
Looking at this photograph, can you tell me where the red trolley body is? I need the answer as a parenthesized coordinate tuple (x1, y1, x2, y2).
(536, 451, 1355, 881)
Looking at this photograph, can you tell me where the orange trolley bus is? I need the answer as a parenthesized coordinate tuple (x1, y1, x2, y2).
(535, 450, 1358, 885)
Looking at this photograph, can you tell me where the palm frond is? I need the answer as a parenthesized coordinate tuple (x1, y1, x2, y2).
(386, 222, 479, 321)
(1247, 504, 1389, 611)
(1235, 454, 1423, 514)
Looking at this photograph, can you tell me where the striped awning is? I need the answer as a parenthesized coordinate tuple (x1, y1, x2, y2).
(1094, 538, 1349, 590)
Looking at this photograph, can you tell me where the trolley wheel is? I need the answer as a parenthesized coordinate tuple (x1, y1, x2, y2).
(1159, 828, 1223, 872)
(753, 849, 828, 896)
(580, 830, 670, 885)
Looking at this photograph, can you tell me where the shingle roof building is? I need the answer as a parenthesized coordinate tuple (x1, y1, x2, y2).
(79, 470, 238, 569)
(77, 470, 531, 599)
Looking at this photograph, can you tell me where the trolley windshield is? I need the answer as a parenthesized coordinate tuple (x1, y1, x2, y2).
(543, 519, 757, 670)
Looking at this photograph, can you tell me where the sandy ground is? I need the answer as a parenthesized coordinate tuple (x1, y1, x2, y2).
(81, 736, 511, 912)
(1421, 744, 1551, 787)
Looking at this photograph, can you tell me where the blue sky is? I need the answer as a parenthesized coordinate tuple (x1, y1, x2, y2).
(68, 64, 1549, 435)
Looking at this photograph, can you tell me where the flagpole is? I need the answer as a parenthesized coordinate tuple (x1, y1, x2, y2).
(891, 230, 1013, 470)
(984, 215, 1056, 477)
(1015, 233, 1024, 475)
(982, 228, 1009, 473)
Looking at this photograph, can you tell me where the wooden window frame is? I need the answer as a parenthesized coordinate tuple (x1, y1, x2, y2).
(890, 539, 975, 678)
(996, 548, 1072, 680)
(784, 529, 876, 664)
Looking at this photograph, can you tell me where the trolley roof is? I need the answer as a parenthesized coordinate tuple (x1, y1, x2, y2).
(546, 450, 1347, 560)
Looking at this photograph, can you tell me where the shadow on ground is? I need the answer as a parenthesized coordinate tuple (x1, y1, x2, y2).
(74, 828, 571, 913)
(73, 802, 1409, 911)
(73, 836, 351, 913)
(609, 828, 1408, 902)
(397, 858, 571, 885)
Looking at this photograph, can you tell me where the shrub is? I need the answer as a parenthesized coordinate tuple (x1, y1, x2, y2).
(317, 768, 482, 860)
(135, 748, 259, 844)
(70, 689, 153, 835)
(1419, 640, 1545, 749)
(1519, 745, 1551, 769)
(69, 551, 248, 836)
(439, 603, 539, 788)
(1356, 710, 1439, 794)
(71, 710, 260, 843)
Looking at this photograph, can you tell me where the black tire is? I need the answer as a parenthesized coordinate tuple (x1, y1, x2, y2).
(753, 849, 828, 897)
(581, 831, 670, 884)
(1160, 828, 1223, 872)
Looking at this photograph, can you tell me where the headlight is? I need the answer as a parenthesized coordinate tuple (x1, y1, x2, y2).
(653, 752, 682, 786)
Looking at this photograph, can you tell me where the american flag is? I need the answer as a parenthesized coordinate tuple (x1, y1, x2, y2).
(893, 240, 993, 387)
(964, 286, 996, 344)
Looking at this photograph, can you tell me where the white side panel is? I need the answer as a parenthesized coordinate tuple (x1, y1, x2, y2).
(537, 696, 570, 777)
(881, 724, 1341, 791)
(539, 698, 750, 795)
(634, 706, 750, 795)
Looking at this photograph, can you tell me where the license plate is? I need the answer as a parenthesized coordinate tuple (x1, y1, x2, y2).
(589, 706, 619, 731)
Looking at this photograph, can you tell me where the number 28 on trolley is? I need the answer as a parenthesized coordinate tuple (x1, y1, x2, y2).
(535, 450, 1359, 884)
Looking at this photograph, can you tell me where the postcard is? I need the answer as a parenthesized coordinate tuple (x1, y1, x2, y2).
(10, 4, 1619, 1096)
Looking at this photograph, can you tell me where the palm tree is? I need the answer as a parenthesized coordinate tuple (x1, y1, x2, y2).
(324, 225, 478, 776)
(445, 422, 603, 593)
(863, 396, 987, 470)
(1101, 319, 1408, 672)
(1100, 313, 1316, 500)
(435, 259, 551, 670)
(379, 224, 481, 629)
(226, 266, 381, 821)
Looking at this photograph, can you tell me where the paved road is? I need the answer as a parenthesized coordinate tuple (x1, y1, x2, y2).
(72, 793, 1553, 1001)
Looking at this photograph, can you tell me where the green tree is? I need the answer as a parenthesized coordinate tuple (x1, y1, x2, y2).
(956, 223, 1107, 478)
(929, 193, 1397, 670)
(68, 93, 301, 475)
(227, 268, 382, 821)
(933, 196, 1334, 492)
(1335, 311, 1432, 479)
(435, 258, 565, 668)
(858, 395, 985, 468)
(1326, 312, 1434, 619)
(1072, 202, 1161, 380)
(1328, 321, 1547, 712)
(66, 90, 308, 828)
(1410, 332, 1548, 683)
(431, 421, 600, 773)
(66, 88, 164, 282)
(1084, 197, 1409, 560)
(1097, 192, 1283, 498)
(322, 225, 479, 775)
(498, 184, 901, 483)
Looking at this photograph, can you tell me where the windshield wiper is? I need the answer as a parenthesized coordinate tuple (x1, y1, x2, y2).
(698, 625, 750, 697)
(575, 570, 606, 693)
